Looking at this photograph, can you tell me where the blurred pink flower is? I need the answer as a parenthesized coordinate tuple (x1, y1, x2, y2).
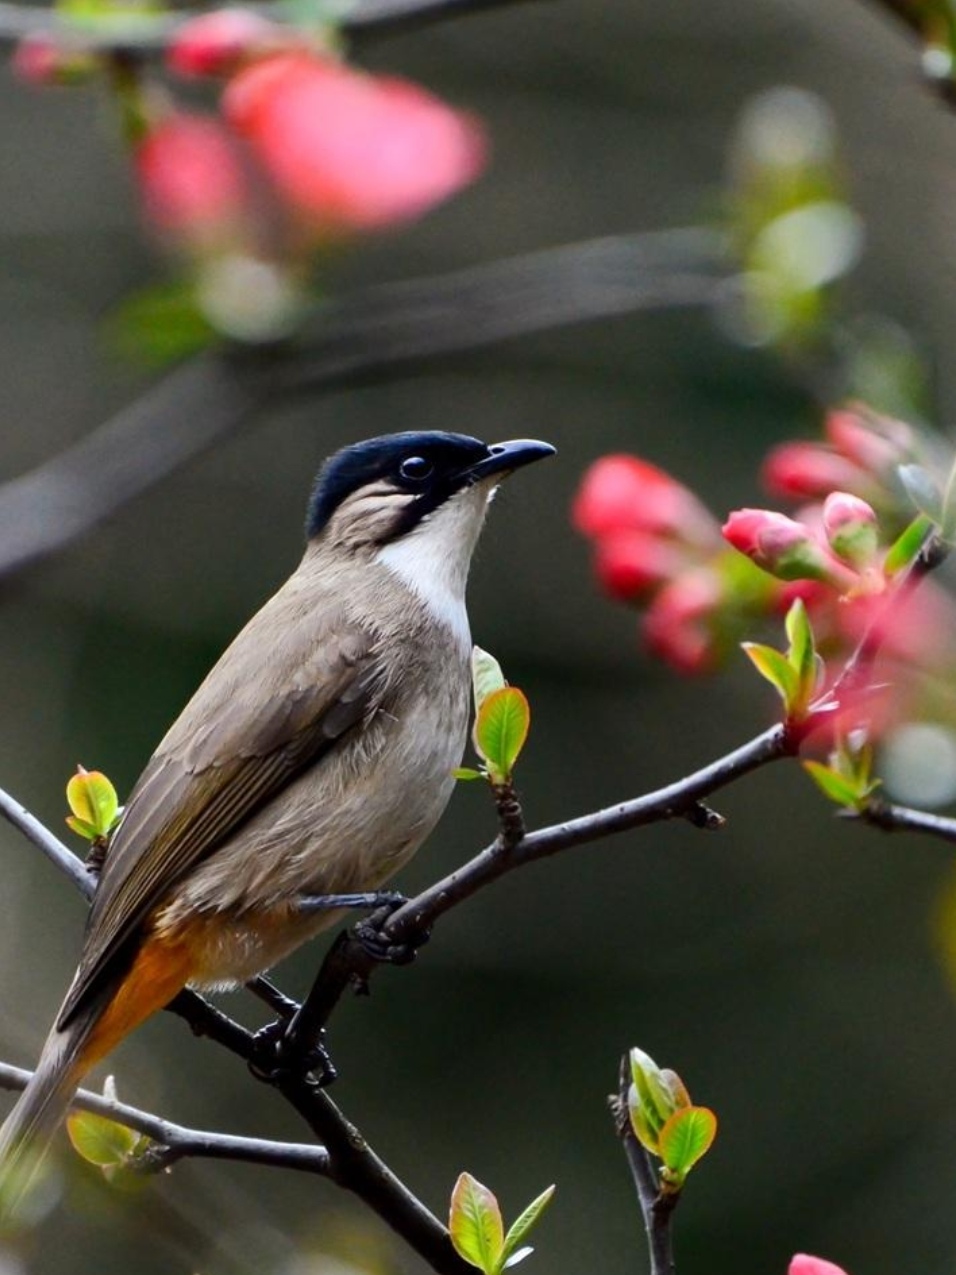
(762, 440, 869, 503)
(136, 114, 249, 251)
(789, 1253, 850, 1275)
(224, 52, 486, 232)
(167, 8, 281, 79)
(643, 569, 723, 674)
(573, 455, 719, 546)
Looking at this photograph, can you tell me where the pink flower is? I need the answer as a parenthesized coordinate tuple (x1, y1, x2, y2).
(573, 456, 719, 546)
(642, 570, 723, 674)
(594, 531, 690, 600)
(788, 1253, 850, 1275)
(762, 441, 869, 502)
(224, 52, 486, 232)
(822, 491, 879, 569)
(722, 508, 858, 591)
(167, 9, 281, 79)
(136, 114, 249, 251)
(11, 32, 92, 85)
(826, 406, 911, 475)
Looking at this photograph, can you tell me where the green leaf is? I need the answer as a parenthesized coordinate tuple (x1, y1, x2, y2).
(109, 282, 216, 369)
(884, 514, 932, 577)
(65, 815, 98, 841)
(66, 1109, 140, 1182)
(741, 643, 798, 707)
(658, 1106, 718, 1183)
(449, 1172, 505, 1274)
(473, 688, 530, 783)
(471, 647, 507, 714)
(785, 598, 815, 691)
(628, 1048, 679, 1147)
(503, 1247, 535, 1269)
(453, 767, 485, 781)
(802, 760, 863, 807)
(66, 768, 120, 839)
(628, 1091, 662, 1155)
(500, 1184, 555, 1269)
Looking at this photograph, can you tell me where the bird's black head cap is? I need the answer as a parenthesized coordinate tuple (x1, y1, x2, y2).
(306, 431, 492, 541)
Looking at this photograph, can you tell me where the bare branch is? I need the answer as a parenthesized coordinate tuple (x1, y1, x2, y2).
(0, 228, 725, 583)
(0, 1061, 330, 1174)
(0, 786, 94, 900)
(845, 798, 956, 843)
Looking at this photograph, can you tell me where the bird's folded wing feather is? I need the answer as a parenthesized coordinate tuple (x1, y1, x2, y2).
(58, 604, 381, 1028)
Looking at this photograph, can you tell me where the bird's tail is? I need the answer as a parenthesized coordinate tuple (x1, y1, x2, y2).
(0, 1005, 99, 1228)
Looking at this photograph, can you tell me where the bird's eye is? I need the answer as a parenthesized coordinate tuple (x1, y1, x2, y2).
(398, 456, 434, 483)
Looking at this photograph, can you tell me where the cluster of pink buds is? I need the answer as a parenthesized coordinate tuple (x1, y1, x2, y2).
(573, 454, 771, 672)
(574, 404, 955, 686)
(13, 11, 487, 339)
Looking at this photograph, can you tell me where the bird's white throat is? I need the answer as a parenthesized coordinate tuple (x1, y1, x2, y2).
(375, 483, 495, 650)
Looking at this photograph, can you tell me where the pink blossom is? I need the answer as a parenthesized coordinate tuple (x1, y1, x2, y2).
(822, 491, 879, 569)
(762, 440, 869, 502)
(594, 531, 690, 601)
(826, 406, 912, 474)
(788, 1253, 850, 1275)
(573, 455, 719, 546)
(642, 570, 723, 674)
(224, 52, 486, 232)
(167, 9, 281, 79)
(722, 508, 857, 590)
(136, 114, 249, 250)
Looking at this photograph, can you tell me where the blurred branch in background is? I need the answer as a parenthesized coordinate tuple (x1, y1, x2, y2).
(0, 228, 726, 582)
(0, 0, 545, 51)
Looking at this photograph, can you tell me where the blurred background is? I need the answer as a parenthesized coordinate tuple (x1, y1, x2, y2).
(3, 1, 956, 1272)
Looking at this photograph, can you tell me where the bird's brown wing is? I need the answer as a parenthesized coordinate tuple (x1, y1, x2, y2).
(58, 604, 382, 1030)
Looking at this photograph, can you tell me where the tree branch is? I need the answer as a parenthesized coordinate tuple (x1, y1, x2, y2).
(846, 797, 956, 843)
(0, 228, 725, 583)
(0, 1062, 331, 1175)
(0, 786, 95, 900)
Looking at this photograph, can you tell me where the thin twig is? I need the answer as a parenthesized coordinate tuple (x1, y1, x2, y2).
(0, 1062, 330, 1175)
(609, 1057, 677, 1275)
(0, 229, 726, 582)
(0, 787, 94, 900)
(844, 798, 956, 843)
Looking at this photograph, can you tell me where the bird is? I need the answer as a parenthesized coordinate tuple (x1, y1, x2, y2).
(0, 429, 555, 1218)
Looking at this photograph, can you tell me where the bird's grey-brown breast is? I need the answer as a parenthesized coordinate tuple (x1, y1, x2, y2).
(152, 561, 471, 982)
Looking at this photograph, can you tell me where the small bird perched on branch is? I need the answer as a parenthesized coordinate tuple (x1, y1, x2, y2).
(0, 429, 554, 1218)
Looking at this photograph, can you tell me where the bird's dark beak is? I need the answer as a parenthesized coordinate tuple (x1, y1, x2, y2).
(463, 439, 556, 484)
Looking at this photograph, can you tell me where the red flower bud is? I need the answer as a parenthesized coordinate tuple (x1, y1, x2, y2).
(762, 440, 868, 502)
(167, 9, 280, 79)
(722, 508, 858, 590)
(224, 52, 486, 233)
(136, 114, 249, 251)
(822, 491, 879, 568)
(642, 570, 722, 674)
(594, 531, 688, 600)
(789, 1255, 850, 1275)
(573, 455, 718, 546)
(826, 406, 911, 474)
(11, 32, 93, 85)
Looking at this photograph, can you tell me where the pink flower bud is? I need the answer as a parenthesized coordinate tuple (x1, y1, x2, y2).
(167, 9, 281, 79)
(136, 114, 249, 251)
(722, 508, 858, 590)
(789, 1254, 850, 1275)
(11, 32, 93, 85)
(826, 406, 911, 474)
(762, 441, 868, 502)
(224, 52, 486, 233)
(642, 570, 723, 674)
(573, 455, 719, 547)
(822, 491, 879, 568)
(594, 531, 688, 600)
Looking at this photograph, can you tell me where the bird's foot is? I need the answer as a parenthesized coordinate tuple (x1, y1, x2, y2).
(353, 897, 430, 968)
(248, 1018, 337, 1087)
(294, 890, 407, 916)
